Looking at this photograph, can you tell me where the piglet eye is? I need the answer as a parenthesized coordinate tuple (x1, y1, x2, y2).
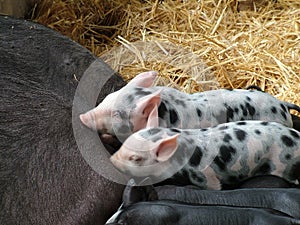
(112, 110, 121, 118)
(129, 155, 143, 162)
(112, 111, 123, 123)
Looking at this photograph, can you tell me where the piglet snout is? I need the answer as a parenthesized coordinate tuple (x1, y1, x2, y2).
(80, 110, 97, 130)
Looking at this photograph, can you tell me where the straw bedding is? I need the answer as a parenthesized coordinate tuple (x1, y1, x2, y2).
(32, 0, 300, 114)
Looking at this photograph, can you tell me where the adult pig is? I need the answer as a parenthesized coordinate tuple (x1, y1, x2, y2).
(106, 202, 300, 225)
(106, 196, 300, 225)
(80, 71, 300, 142)
(121, 178, 300, 219)
(0, 16, 125, 225)
(106, 178, 300, 225)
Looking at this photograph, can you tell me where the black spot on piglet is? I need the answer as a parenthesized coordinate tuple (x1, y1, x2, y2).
(281, 110, 287, 120)
(170, 128, 181, 133)
(175, 99, 186, 107)
(281, 135, 296, 147)
(189, 170, 205, 183)
(271, 107, 277, 114)
(158, 102, 168, 119)
(280, 103, 288, 112)
(140, 128, 162, 140)
(196, 108, 202, 118)
(253, 161, 272, 175)
(169, 109, 179, 125)
(255, 129, 261, 135)
(226, 106, 235, 120)
(134, 87, 152, 96)
(127, 94, 134, 103)
(285, 154, 291, 160)
(223, 134, 232, 143)
(245, 102, 256, 116)
(218, 125, 228, 130)
(189, 146, 203, 167)
(234, 128, 247, 141)
(214, 145, 236, 170)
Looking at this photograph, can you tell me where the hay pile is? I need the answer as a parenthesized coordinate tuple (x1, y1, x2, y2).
(32, 0, 300, 114)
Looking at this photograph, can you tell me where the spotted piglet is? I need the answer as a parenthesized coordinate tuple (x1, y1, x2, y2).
(110, 119, 300, 190)
(80, 71, 300, 142)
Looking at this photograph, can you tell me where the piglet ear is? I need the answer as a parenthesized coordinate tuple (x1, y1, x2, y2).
(146, 104, 159, 128)
(136, 90, 161, 118)
(154, 134, 179, 162)
(127, 71, 157, 88)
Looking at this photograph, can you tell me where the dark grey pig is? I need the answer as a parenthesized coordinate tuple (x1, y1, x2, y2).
(106, 202, 300, 225)
(121, 177, 300, 218)
(0, 16, 125, 225)
(106, 178, 300, 225)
